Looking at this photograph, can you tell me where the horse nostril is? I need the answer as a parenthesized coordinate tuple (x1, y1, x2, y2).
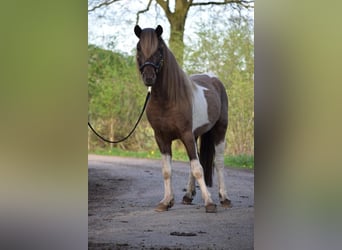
(144, 75, 156, 86)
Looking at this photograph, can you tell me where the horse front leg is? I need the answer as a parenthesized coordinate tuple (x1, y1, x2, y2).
(181, 133, 216, 213)
(154, 137, 174, 212)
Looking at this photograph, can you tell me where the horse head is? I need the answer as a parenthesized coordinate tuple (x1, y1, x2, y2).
(134, 25, 164, 87)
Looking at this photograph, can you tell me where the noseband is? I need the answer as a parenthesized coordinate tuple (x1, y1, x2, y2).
(139, 47, 164, 74)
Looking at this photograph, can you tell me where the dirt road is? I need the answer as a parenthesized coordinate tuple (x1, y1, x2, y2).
(88, 154, 254, 250)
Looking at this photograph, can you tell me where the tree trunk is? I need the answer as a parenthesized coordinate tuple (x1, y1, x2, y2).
(156, 0, 191, 66)
(168, 16, 186, 66)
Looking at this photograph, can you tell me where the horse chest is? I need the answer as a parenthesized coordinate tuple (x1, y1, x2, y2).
(146, 104, 191, 135)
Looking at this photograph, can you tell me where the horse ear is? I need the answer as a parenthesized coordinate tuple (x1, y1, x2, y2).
(155, 25, 163, 37)
(134, 25, 142, 38)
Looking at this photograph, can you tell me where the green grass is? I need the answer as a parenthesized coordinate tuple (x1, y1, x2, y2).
(224, 154, 254, 169)
(90, 147, 253, 169)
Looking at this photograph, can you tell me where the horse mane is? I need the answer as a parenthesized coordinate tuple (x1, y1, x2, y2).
(160, 39, 193, 107)
(138, 29, 193, 107)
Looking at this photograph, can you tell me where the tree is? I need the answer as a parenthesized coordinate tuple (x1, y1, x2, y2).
(88, 0, 254, 65)
(88, 45, 146, 150)
(185, 17, 254, 155)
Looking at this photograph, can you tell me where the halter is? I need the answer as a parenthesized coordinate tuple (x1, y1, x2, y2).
(139, 47, 164, 74)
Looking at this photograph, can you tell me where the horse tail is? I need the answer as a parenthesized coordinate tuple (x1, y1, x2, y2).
(199, 130, 215, 187)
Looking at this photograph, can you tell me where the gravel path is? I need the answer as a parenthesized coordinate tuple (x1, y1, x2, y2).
(88, 154, 254, 250)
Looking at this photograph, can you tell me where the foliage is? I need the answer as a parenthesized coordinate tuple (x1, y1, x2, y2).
(184, 17, 254, 156)
(88, 45, 151, 151)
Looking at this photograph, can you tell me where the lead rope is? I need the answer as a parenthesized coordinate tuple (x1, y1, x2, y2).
(88, 87, 151, 143)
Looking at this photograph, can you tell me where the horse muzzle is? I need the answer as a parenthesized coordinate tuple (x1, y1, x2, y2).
(144, 81, 155, 87)
(142, 73, 156, 86)
(141, 67, 157, 86)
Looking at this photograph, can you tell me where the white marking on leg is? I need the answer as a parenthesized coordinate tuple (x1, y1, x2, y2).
(192, 85, 209, 132)
(214, 141, 230, 201)
(161, 154, 174, 205)
(185, 173, 196, 198)
(190, 159, 213, 205)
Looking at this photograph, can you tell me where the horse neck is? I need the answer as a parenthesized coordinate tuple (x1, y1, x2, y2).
(151, 49, 193, 108)
(150, 78, 168, 106)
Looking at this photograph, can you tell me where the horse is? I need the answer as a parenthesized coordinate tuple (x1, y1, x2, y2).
(134, 25, 231, 213)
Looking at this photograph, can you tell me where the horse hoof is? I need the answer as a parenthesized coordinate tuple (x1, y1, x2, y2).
(155, 203, 168, 212)
(155, 199, 174, 212)
(182, 195, 193, 205)
(205, 203, 217, 213)
(221, 199, 232, 208)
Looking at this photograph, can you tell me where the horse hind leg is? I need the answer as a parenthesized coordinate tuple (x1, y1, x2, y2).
(182, 173, 196, 205)
(182, 138, 198, 205)
(214, 140, 232, 208)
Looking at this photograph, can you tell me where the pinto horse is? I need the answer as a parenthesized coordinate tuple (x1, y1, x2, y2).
(134, 25, 231, 213)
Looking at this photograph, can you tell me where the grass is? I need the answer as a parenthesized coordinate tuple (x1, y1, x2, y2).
(224, 154, 254, 169)
(90, 147, 254, 169)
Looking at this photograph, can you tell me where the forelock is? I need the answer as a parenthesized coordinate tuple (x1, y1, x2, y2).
(139, 29, 159, 58)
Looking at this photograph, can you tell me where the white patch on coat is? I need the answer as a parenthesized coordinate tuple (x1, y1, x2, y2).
(192, 72, 217, 78)
(204, 72, 218, 78)
(192, 84, 209, 132)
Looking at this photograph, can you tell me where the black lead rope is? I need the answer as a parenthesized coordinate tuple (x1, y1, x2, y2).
(88, 89, 151, 144)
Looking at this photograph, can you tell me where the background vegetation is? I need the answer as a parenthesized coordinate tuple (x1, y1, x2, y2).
(88, 16, 254, 168)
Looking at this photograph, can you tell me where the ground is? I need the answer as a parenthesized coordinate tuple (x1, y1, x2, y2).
(88, 154, 254, 250)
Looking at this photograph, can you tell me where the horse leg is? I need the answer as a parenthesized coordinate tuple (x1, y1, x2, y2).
(181, 133, 216, 213)
(214, 140, 232, 208)
(191, 159, 216, 213)
(182, 172, 196, 205)
(154, 137, 174, 212)
(183, 138, 199, 204)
